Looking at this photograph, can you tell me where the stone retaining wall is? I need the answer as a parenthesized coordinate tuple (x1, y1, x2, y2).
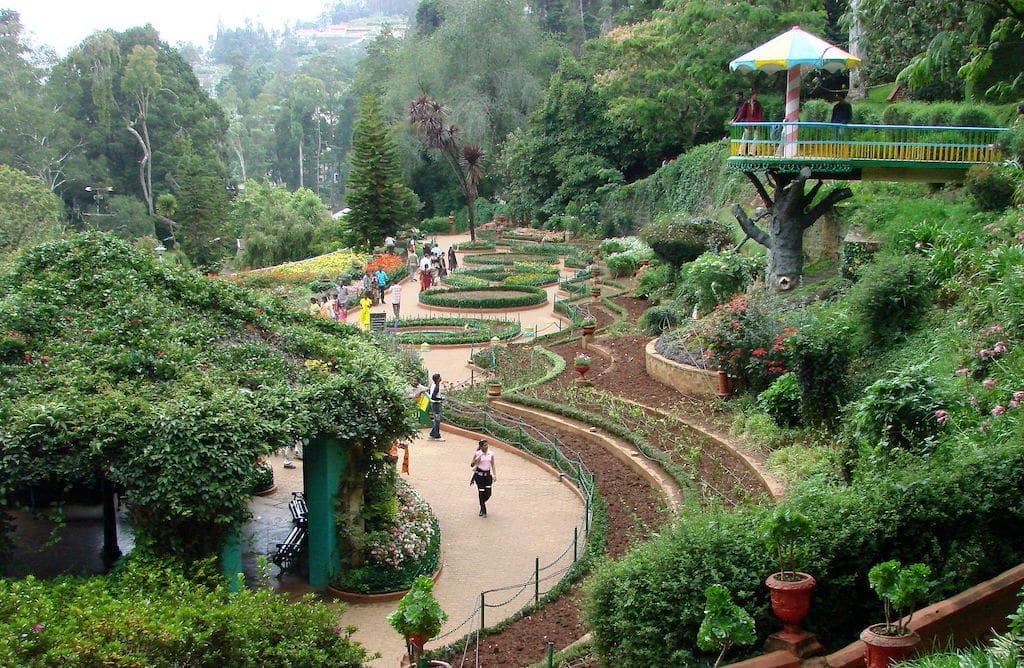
(645, 339, 720, 400)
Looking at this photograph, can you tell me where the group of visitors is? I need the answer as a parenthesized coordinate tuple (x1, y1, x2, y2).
(308, 293, 347, 322)
(417, 244, 458, 291)
(730, 88, 853, 156)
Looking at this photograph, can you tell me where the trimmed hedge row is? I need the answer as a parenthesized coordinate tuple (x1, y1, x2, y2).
(464, 252, 560, 266)
(392, 317, 522, 345)
(418, 285, 549, 309)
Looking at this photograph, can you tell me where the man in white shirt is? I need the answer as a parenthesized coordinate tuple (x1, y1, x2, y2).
(389, 282, 402, 326)
(385, 235, 396, 254)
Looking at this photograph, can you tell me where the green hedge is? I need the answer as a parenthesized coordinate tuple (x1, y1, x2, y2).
(0, 557, 371, 666)
(392, 317, 521, 345)
(584, 441, 1024, 665)
(464, 252, 559, 266)
(418, 285, 548, 309)
(454, 241, 496, 251)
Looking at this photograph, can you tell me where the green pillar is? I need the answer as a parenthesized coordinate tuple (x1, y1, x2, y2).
(219, 524, 243, 592)
(304, 435, 347, 589)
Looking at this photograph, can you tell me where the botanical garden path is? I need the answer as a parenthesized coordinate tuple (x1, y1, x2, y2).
(253, 418, 585, 667)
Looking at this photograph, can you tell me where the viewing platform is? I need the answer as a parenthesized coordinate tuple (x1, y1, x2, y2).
(727, 122, 1009, 182)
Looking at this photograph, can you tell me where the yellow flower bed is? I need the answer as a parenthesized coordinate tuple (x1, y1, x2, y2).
(266, 251, 367, 277)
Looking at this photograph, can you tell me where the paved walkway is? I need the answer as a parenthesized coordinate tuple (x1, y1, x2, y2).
(247, 423, 586, 667)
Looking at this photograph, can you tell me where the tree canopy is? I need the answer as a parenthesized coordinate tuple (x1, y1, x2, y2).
(0, 233, 415, 562)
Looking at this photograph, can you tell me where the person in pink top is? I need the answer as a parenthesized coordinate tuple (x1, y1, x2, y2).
(470, 439, 497, 517)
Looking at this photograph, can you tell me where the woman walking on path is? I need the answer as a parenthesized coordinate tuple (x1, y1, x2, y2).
(447, 247, 458, 271)
(470, 439, 496, 517)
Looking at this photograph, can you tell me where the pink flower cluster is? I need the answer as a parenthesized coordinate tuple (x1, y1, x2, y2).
(366, 480, 437, 570)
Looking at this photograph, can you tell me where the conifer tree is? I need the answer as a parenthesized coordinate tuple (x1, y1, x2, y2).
(346, 94, 419, 249)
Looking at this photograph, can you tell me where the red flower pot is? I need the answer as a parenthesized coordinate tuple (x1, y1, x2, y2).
(860, 624, 920, 668)
(581, 325, 596, 336)
(574, 365, 590, 379)
(766, 572, 816, 633)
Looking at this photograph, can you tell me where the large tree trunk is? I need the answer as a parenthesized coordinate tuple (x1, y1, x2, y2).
(733, 168, 852, 291)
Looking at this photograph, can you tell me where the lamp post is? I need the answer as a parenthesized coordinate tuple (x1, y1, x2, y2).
(154, 244, 166, 261)
(84, 185, 113, 214)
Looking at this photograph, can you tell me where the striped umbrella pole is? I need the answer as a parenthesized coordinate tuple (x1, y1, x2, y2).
(784, 66, 801, 157)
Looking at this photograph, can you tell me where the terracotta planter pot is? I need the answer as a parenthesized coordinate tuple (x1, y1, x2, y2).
(590, 287, 601, 297)
(766, 572, 816, 632)
(486, 382, 502, 397)
(860, 624, 921, 668)
(581, 325, 596, 336)
(716, 370, 732, 398)
(574, 365, 590, 379)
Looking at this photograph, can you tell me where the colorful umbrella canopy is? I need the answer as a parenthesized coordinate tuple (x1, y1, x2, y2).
(730, 26, 861, 156)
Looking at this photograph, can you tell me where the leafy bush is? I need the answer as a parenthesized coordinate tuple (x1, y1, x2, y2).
(0, 557, 371, 666)
(847, 254, 934, 344)
(965, 164, 1018, 212)
(953, 106, 999, 128)
(640, 304, 687, 335)
(881, 103, 916, 126)
(418, 285, 548, 309)
(640, 215, 734, 271)
(676, 251, 764, 314)
(702, 294, 792, 392)
(605, 252, 640, 278)
(847, 364, 950, 459)
(419, 216, 453, 234)
(634, 263, 671, 301)
(801, 99, 831, 122)
(758, 373, 801, 428)
(788, 314, 853, 424)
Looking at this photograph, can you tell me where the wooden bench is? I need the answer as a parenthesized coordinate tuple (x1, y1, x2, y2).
(271, 524, 307, 577)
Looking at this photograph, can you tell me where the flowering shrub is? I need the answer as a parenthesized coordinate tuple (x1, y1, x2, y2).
(365, 253, 405, 276)
(702, 295, 793, 392)
(335, 478, 441, 594)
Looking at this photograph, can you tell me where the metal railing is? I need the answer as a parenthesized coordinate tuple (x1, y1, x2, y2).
(729, 122, 1008, 163)
(428, 401, 596, 644)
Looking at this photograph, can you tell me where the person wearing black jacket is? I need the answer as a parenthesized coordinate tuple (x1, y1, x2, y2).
(427, 373, 445, 441)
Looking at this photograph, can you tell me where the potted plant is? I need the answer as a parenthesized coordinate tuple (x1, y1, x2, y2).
(861, 560, 931, 668)
(573, 353, 592, 379)
(486, 380, 502, 397)
(580, 318, 596, 336)
(251, 457, 276, 496)
(762, 507, 816, 633)
(387, 575, 448, 663)
(697, 584, 757, 668)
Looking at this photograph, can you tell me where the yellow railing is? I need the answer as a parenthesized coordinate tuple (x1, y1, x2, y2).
(730, 122, 1007, 164)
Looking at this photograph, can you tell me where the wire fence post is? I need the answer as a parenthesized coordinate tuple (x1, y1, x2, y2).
(535, 556, 540, 604)
(573, 526, 578, 561)
(480, 592, 486, 631)
(547, 641, 555, 668)
(585, 498, 591, 534)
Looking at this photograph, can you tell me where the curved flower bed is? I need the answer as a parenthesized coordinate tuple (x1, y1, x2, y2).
(463, 252, 560, 266)
(419, 285, 548, 309)
(454, 240, 496, 251)
(332, 478, 441, 594)
(504, 272, 560, 287)
(393, 317, 521, 345)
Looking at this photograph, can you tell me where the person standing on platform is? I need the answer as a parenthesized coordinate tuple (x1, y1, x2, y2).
(830, 91, 853, 124)
(734, 91, 763, 156)
(427, 373, 445, 440)
(470, 439, 497, 517)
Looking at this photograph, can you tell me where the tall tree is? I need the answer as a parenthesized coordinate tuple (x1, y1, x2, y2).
(408, 94, 484, 240)
(0, 164, 64, 251)
(346, 94, 419, 248)
(122, 44, 161, 216)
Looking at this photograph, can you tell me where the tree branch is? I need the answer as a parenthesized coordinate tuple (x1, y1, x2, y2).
(805, 186, 853, 227)
(732, 204, 771, 248)
(805, 179, 824, 204)
(743, 171, 773, 208)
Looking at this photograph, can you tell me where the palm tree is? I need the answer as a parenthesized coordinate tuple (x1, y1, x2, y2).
(408, 94, 485, 241)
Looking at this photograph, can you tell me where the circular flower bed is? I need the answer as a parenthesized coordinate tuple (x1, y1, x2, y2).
(454, 240, 496, 251)
(392, 317, 521, 345)
(332, 478, 441, 594)
(419, 285, 548, 309)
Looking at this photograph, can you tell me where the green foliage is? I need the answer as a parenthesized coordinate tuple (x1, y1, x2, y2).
(964, 164, 1018, 212)
(0, 234, 414, 561)
(758, 373, 801, 428)
(953, 106, 999, 128)
(387, 575, 448, 640)
(0, 556, 371, 666)
(0, 165, 63, 252)
(788, 314, 853, 425)
(847, 365, 950, 460)
(761, 507, 813, 580)
(868, 560, 932, 635)
(847, 254, 934, 345)
(696, 584, 756, 668)
(640, 215, 734, 272)
(346, 94, 420, 248)
(702, 294, 791, 393)
(418, 285, 548, 309)
(634, 262, 671, 301)
(801, 99, 831, 122)
(676, 251, 764, 315)
(605, 252, 639, 278)
(640, 304, 686, 335)
(233, 183, 333, 269)
(392, 317, 520, 345)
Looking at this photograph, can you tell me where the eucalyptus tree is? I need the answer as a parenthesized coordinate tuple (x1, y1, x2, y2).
(0, 164, 64, 251)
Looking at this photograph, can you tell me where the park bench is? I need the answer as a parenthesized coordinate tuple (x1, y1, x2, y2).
(272, 491, 308, 577)
(288, 491, 308, 528)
